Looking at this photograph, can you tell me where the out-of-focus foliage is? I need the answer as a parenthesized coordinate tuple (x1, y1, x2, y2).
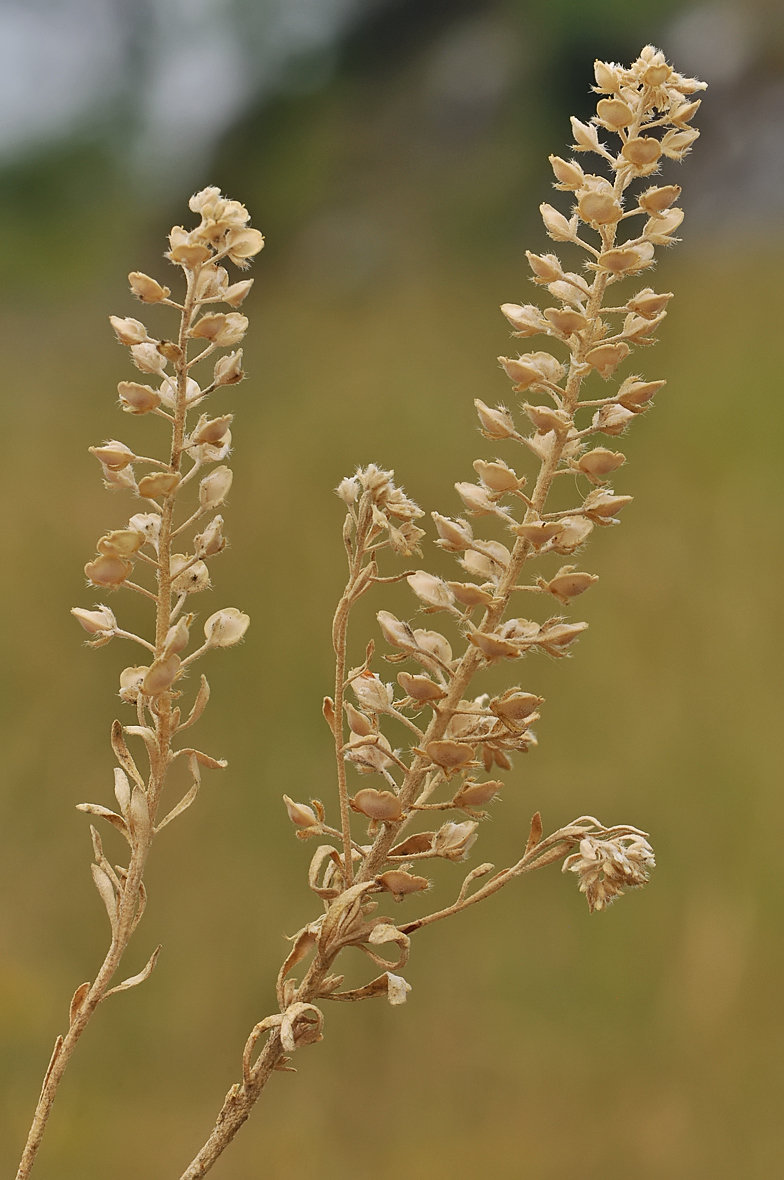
(1, 2, 782, 1177)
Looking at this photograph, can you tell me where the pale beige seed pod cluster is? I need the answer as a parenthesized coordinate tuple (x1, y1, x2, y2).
(15, 188, 262, 1180)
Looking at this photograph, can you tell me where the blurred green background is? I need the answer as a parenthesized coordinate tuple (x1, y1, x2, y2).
(1, 0, 783, 1177)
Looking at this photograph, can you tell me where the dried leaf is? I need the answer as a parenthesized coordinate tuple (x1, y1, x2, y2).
(111, 719, 145, 788)
(175, 747, 227, 771)
(69, 982, 90, 1026)
(114, 768, 131, 818)
(178, 675, 210, 732)
(155, 782, 198, 833)
(129, 786, 152, 844)
(40, 1035, 63, 1097)
(525, 811, 544, 855)
(104, 945, 161, 998)
(76, 803, 130, 843)
(90, 863, 118, 932)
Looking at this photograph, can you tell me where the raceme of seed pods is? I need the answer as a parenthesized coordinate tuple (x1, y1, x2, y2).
(15, 188, 262, 1180)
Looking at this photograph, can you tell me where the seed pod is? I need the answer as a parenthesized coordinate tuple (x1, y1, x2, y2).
(84, 555, 132, 587)
(389, 833, 434, 857)
(131, 343, 168, 375)
(412, 629, 453, 665)
(551, 516, 593, 554)
(585, 343, 631, 379)
(638, 185, 681, 215)
(540, 203, 574, 241)
(138, 471, 181, 499)
(453, 780, 502, 808)
(523, 404, 571, 434)
(194, 515, 225, 558)
(617, 378, 666, 410)
(377, 610, 417, 650)
(500, 302, 548, 336)
(598, 243, 655, 274)
(595, 98, 633, 128)
(164, 617, 191, 656)
(351, 672, 393, 713)
(97, 529, 144, 557)
(431, 512, 473, 551)
(548, 155, 584, 189)
(199, 466, 233, 509)
(469, 632, 521, 661)
(396, 672, 446, 702)
(223, 280, 254, 307)
(425, 740, 475, 770)
(407, 571, 454, 611)
(204, 608, 250, 648)
(71, 605, 116, 635)
(345, 703, 374, 736)
(226, 226, 265, 264)
(455, 482, 498, 516)
(525, 251, 563, 283)
(582, 489, 633, 521)
(141, 654, 181, 696)
(90, 441, 136, 470)
(190, 313, 248, 346)
(592, 404, 636, 436)
(109, 316, 150, 346)
(474, 399, 516, 440)
(118, 381, 161, 414)
(538, 620, 588, 654)
(376, 871, 429, 900)
(622, 137, 662, 168)
(128, 272, 170, 303)
(594, 60, 620, 91)
(472, 458, 523, 493)
(577, 448, 626, 478)
(514, 520, 563, 546)
(547, 566, 599, 601)
(283, 796, 319, 828)
(433, 821, 478, 861)
(626, 289, 673, 318)
(544, 307, 588, 336)
(171, 555, 210, 595)
(490, 691, 542, 724)
(350, 789, 403, 822)
(213, 350, 244, 386)
(119, 666, 148, 703)
(578, 190, 622, 225)
(167, 226, 211, 268)
(192, 414, 234, 446)
(447, 581, 493, 608)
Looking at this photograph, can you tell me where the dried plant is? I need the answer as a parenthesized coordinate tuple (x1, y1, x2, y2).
(16, 45, 704, 1180)
(15, 190, 262, 1180)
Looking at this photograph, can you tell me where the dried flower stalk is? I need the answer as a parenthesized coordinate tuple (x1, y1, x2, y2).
(175, 47, 704, 1179)
(15, 189, 263, 1180)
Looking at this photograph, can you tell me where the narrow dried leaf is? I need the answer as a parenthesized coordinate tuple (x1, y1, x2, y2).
(129, 786, 152, 843)
(76, 803, 131, 843)
(154, 782, 199, 833)
(69, 982, 90, 1026)
(104, 946, 161, 998)
(111, 719, 145, 788)
(91, 863, 118, 931)
(525, 811, 544, 855)
(179, 675, 210, 732)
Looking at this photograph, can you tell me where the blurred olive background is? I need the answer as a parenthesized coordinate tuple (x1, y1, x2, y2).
(1, 0, 783, 1177)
